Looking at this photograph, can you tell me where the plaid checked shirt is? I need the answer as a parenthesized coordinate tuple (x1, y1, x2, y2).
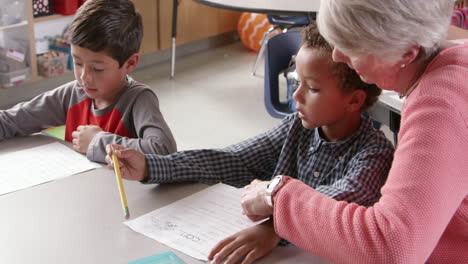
(144, 113, 394, 206)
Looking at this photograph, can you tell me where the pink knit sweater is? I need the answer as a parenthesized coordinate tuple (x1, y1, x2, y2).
(273, 43, 468, 263)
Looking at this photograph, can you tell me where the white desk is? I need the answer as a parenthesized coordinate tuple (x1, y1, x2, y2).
(370, 91, 404, 143)
(0, 135, 328, 264)
(193, 0, 320, 15)
(378, 91, 404, 114)
(170, 0, 320, 78)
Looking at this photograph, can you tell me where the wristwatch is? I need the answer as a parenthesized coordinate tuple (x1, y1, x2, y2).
(265, 175, 290, 207)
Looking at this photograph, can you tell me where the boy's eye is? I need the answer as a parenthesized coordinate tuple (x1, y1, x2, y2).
(93, 68, 104, 72)
(308, 87, 319, 92)
(74, 62, 83, 67)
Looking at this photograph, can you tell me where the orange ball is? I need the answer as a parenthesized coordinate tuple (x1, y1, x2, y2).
(237, 13, 279, 52)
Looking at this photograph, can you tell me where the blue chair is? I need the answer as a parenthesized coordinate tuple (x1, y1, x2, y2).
(264, 30, 302, 118)
(252, 14, 313, 76)
(268, 14, 313, 27)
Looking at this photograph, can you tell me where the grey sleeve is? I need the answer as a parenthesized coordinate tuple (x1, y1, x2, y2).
(0, 84, 70, 140)
(86, 90, 177, 163)
(142, 116, 292, 187)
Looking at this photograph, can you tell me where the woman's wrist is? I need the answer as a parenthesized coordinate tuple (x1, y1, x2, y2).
(265, 176, 292, 208)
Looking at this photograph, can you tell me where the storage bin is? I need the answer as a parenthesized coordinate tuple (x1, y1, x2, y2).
(0, 1, 26, 25)
(0, 67, 31, 87)
(49, 45, 72, 70)
(48, 36, 73, 70)
(0, 39, 29, 73)
(0, 52, 26, 72)
(32, 0, 55, 18)
(37, 51, 68, 77)
(54, 0, 78, 15)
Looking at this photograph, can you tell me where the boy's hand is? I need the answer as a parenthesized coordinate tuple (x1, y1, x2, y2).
(71, 125, 102, 154)
(105, 144, 148, 181)
(208, 219, 280, 264)
(241, 180, 272, 221)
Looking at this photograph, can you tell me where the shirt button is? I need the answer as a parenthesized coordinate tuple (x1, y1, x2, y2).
(314, 171, 320, 177)
(338, 156, 343, 160)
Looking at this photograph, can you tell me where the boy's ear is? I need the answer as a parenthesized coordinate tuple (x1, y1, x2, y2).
(123, 53, 139, 73)
(347, 90, 366, 112)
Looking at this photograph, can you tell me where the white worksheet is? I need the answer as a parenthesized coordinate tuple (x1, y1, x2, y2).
(125, 183, 265, 261)
(0, 142, 100, 196)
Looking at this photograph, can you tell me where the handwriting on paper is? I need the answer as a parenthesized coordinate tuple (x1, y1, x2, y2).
(125, 183, 265, 261)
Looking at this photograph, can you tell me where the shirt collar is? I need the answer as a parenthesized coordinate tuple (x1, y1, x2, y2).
(309, 114, 373, 153)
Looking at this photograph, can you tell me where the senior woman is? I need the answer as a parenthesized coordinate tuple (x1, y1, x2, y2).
(242, 0, 468, 263)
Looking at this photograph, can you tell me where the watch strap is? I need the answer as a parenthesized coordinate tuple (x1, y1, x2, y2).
(266, 176, 292, 207)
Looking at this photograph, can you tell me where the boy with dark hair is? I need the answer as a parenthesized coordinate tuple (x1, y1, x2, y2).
(106, 23, 394, 263)
(0, 0, 176, 163)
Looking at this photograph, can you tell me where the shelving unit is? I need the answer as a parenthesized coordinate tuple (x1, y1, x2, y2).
(0, 0, 36, 87)
(0, 0, 240, 89)
(0, 21, 28, 31)
(33, 14, 72, 23)
(26, 0, 39, 82)
(0, 1, 75, 87)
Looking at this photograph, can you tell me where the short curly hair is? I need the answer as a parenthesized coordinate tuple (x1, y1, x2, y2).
(301, 23, 381, 111)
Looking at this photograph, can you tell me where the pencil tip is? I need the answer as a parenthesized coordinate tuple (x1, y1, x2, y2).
(124, 207, 130, 220)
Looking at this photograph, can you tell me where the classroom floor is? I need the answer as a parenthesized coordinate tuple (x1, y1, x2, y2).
(131, 41, 281, 151)
(131, 41, 393, 150)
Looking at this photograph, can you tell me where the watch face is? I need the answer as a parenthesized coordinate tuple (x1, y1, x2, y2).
(267, 176, 282, 192)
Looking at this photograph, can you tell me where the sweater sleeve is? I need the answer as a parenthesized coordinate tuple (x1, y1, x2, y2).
(86, 89, 177, 163)
(272, 95, 468, 263)
(0, 84, 71, 140)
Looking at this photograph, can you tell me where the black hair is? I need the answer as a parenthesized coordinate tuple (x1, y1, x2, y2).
(302, 23, 381, 110)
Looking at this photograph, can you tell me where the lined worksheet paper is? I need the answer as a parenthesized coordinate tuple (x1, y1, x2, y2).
(0, 142, 100, 196)
(125, 183, 265, 261)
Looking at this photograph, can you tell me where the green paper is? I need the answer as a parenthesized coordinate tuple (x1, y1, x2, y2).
(42, 126, 65, 140)
(129, 251, 186, 264)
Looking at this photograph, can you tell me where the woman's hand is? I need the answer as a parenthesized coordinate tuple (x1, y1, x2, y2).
(241, 180, 272, 221)
(105, 144, 148, 181)
(208, 219, 280, 264)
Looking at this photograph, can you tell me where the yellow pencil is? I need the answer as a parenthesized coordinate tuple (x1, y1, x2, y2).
(112, 153, 130, 220)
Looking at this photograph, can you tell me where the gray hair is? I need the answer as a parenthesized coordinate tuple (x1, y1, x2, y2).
(317, 0, 454, 62)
